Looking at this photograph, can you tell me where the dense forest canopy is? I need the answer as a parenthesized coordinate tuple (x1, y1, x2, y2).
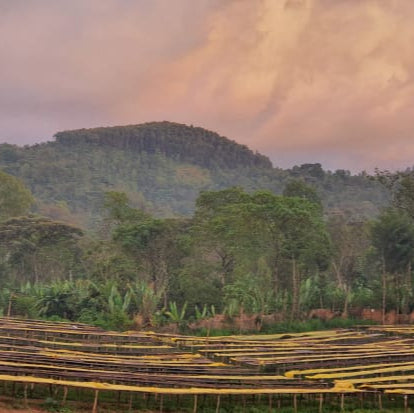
(54, 122, 273, 170)
(0, 122, 388, 227)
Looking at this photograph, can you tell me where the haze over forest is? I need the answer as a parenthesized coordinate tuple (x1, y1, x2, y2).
(1, 0, 414, 171)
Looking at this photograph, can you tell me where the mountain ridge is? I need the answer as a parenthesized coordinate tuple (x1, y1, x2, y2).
(54, 121, 273, 170)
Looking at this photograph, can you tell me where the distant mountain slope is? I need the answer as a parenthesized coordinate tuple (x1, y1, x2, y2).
(0, 122, 388, 227)
(55, 122, 272, 170)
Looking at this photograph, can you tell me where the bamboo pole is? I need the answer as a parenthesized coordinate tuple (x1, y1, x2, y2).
(193, 394, 198, 413)
(128, 393, 133, 412)
(340, 393, 344, 412)
(319, 394, 323, 413)
(62, 386, 68, 405)
(293, 394, 298, 413)
(216, 395, 221, 413)
(23, 384, 28, 408)
(7, 293, 13, 317)
(92, 390, 99, 413)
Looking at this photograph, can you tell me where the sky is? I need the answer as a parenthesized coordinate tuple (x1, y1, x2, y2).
(1, 0, 413, 172)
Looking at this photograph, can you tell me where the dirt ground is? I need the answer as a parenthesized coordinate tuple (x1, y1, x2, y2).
(0, 396, 45, 412)
(0, 396, 160, 413)
(0, 404, 44, 412)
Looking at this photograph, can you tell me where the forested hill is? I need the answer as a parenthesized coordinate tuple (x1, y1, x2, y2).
(0, 122, 388, 227)
(54, 122, 272, 170)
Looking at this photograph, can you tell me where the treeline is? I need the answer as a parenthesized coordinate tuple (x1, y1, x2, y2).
(0, 122, 388, 227)
(1, 169, 414, 331)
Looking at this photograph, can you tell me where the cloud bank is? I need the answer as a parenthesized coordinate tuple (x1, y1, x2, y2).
(1, 0, 413, 171)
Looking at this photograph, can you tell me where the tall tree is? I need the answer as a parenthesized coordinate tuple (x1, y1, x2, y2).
(0, 170, 34, 221)
(371, 209, 414, 321)
(328, 214, 369, 316)
(192, 188, 251, 286)
(109, 194, 189, 308)
(0, 216, 83, 284)
(192, 188, 330, 319)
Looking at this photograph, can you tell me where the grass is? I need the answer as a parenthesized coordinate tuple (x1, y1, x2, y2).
(190, 317, 377, 337)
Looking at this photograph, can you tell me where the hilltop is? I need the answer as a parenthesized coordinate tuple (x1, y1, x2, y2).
(0, 121, 388, 227)
(54, 121, 272, 170)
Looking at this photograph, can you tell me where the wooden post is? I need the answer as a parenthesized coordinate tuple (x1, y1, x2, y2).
(340, 393, 344, 412)
(216, 395, 221, 413)
(92, 390, 99, 413)
(23, 384, 28, 408)
(159, 394, 164, 413)
(62, 386, 68, 405)
(7, 292, 13, 317)
(193, 394, 198, 413)
(319, 394, 323, 413)
(293, 394, 298, 413)
(128, 393, 133, 412)
(404, 394, 408, 413)
(378, 392, 382, 410)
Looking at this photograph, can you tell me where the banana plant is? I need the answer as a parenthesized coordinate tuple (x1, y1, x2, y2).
(194, 304, 208, 321)
(165, 301, 187, 330)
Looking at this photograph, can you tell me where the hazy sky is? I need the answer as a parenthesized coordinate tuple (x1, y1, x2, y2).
(1, 0, 413, 171)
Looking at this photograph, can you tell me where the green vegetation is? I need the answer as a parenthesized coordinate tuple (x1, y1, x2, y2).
(0, 170, 34, 220)
(1, 121, 414, 333)
(0, 122, 387, 227)
(0, 181, 412, 332)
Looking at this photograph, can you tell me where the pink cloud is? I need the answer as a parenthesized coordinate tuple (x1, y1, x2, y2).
(1, 0, 414, 171)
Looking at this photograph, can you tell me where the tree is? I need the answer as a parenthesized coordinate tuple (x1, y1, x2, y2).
(0, 170, 34, 221)
(371, 209, 414, 321)
(112, 213, 188, 308)
(259, 194, 329, 320)
(394, 175, 414, 220)
(192, 188, 331, 320)
(328, 214, 370, 316)
(192, 188, 251, 286)
(373, 170, 414, 219)
(104, 191, 147, 224)
(283, 179, 322, 208)
(0, 216, 83, 284)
